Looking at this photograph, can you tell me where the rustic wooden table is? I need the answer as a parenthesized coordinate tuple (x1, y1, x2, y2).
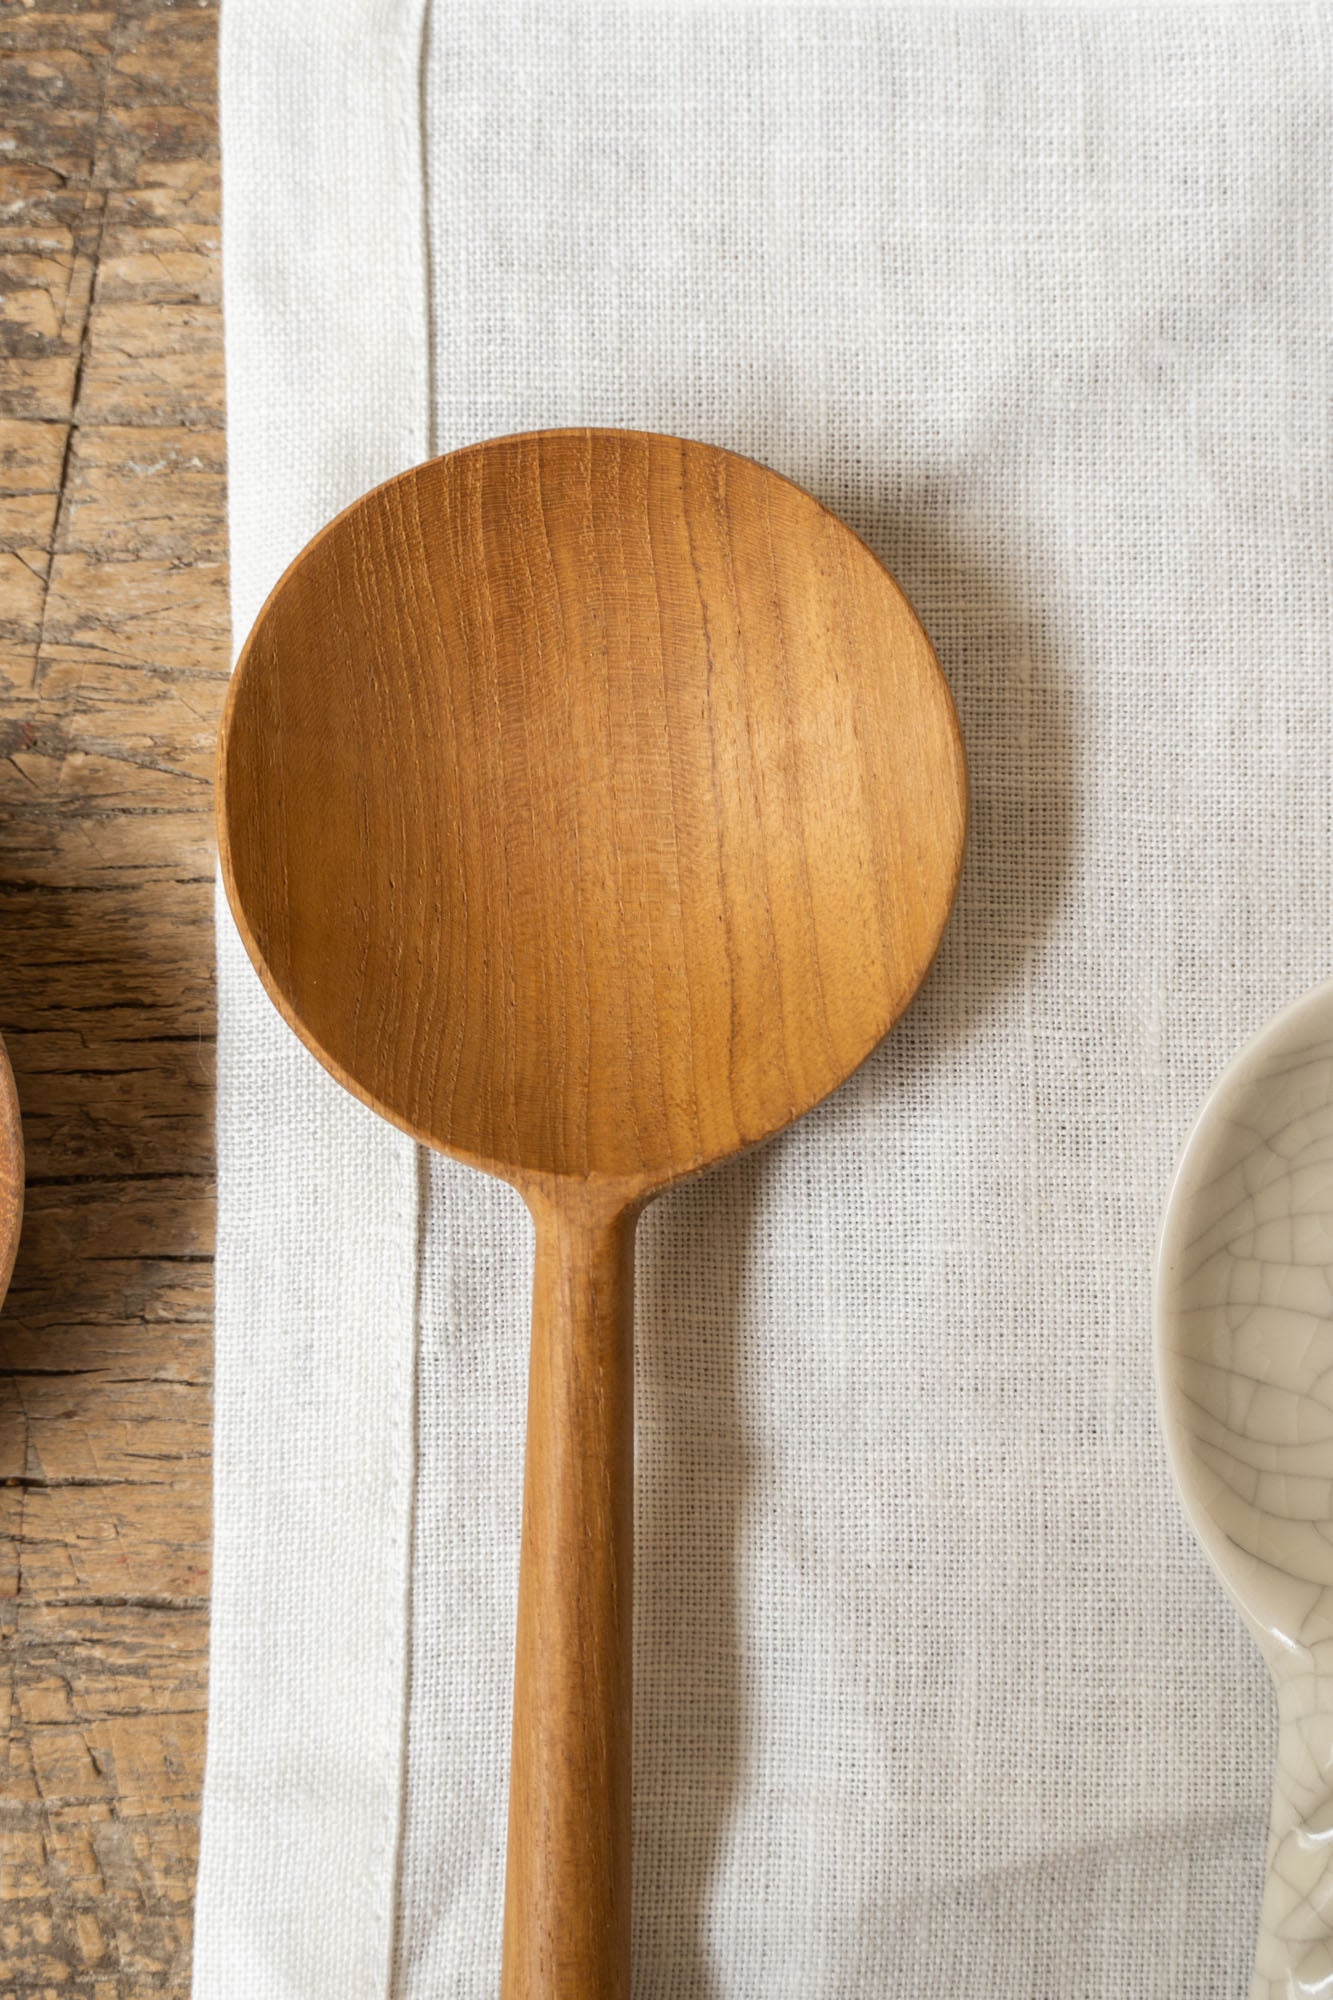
(1, 3, 222, 1990)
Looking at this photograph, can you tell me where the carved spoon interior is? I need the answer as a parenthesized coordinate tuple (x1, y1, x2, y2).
(1157, 977, 1333, 2000)
(217, 427, 967, 1999)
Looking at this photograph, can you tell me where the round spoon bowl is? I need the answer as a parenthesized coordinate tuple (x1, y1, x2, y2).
(1157, 976, 1333, 1999)
(219, 429, 965, 1197)
(1157, 978, 1333, 1658)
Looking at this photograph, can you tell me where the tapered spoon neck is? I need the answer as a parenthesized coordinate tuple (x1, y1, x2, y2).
(522, 1171, 645, 1234)
(1252, 1655, 1333, 2000)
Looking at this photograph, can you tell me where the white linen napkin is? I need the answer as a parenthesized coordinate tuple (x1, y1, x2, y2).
(202, 4, 1333, 1994)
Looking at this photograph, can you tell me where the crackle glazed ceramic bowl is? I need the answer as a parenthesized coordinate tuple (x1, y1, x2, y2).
(1157, 977, 1333, 2000)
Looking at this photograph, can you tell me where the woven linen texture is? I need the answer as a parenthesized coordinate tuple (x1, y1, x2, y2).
(208, 5, 1333, 1998)
(396, 7, 1330, 1997)
(200, 2, 428, 1996)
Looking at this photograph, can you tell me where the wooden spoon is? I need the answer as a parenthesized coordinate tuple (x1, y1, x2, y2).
(217, 428, 966, 1999)
(0, 1029, 23, 1308)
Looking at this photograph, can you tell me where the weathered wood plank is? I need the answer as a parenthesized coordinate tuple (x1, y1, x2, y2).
(1, 5, 223, 1990)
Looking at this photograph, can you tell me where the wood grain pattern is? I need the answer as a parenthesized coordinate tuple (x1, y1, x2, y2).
(218, 428, 967, 2000)
(0, 4, 222, 1992)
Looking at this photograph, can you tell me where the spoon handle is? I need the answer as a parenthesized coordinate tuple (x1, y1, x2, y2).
(501, 1188, 636, 2000)
(1251, 1660, 1333, 2000)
